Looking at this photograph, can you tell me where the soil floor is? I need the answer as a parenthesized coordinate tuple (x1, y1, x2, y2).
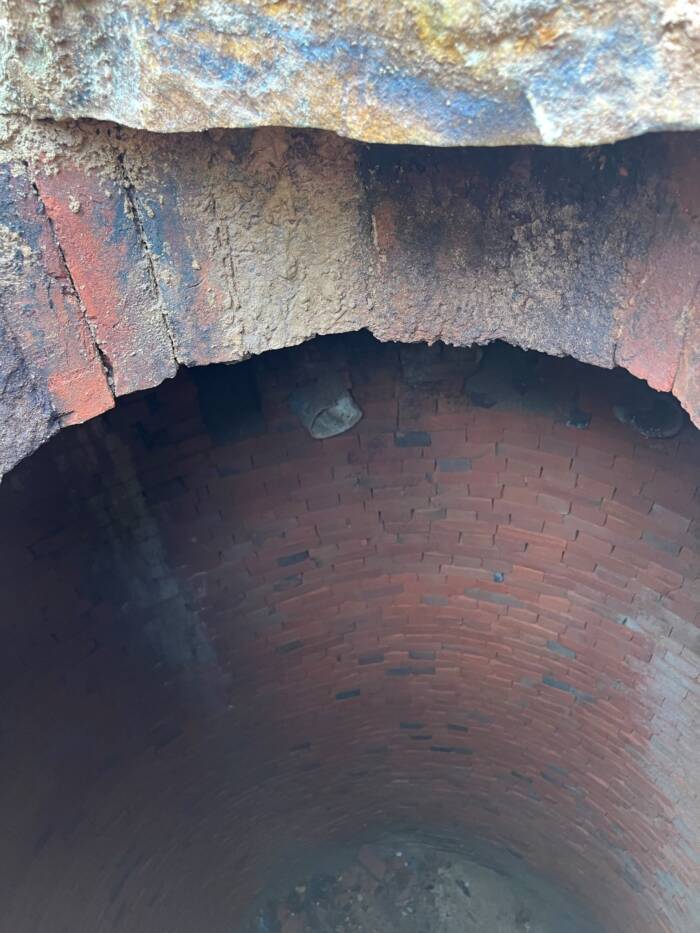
(246, 837, 602, 933)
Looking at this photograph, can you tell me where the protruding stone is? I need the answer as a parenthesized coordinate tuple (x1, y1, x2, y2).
(289, 376, 363, 439)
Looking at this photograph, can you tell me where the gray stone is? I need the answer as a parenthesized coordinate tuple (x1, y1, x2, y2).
(1, 1, 699, 146)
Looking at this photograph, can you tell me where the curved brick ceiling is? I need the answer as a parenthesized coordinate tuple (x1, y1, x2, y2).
(1, 1, 700, 146)
(0, 336, 698, 931)
(1, 122, 699, 479)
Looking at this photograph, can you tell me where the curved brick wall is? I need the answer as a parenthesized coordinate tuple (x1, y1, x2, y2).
(0, 335, 698, 932)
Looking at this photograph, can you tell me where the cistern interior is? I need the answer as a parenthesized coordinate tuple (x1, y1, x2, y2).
(1, 334, 698, 933)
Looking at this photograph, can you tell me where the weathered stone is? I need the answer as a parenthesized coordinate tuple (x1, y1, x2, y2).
(0, 312, 58, 479)
(1, 1, 700, 147)
(33, 160, 178, 396)
(0, 120, 699, 476)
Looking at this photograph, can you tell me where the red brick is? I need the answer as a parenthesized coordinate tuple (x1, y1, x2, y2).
(35, 164, 177, 395)
(568, 536, 611, 562)
(649, 502, 691, 537)
(575, 474, 616, 500)
(537, 493, 571, 514)
(539, 594, 571, 614)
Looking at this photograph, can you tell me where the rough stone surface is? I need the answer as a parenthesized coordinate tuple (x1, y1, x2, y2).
(0, 119, 699, 476)
(1, 1, 700, 146)
(0, 159, 114, 471)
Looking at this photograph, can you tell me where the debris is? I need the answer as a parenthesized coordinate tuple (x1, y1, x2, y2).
(243, 839, 596, 931)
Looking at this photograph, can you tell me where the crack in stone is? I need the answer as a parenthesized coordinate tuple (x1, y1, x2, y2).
(204, 135, 244, 348)
(115, 151, 180, 369)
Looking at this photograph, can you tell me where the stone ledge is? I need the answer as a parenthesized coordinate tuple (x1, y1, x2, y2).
(1, 120, 698, 476)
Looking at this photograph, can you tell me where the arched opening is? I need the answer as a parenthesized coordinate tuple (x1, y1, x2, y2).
(1, 333, 698, 932)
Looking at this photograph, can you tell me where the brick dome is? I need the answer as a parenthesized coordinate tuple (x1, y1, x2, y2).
(0, 334, 698, 932)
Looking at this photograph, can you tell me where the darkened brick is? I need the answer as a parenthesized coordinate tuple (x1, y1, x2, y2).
(143, 477, 186, 504)
(437, 457, 472, 472)
(277, 549, 309, 567)
(422, 594, 448, 606)
(335, 689, 361, 700)
(276, 639, 303, 654)
(409, 649, 436, 661)
(542, 674, 572, 693)
(642, 531, 680, 555)
(273, 574, 303, 591)
(465, 588, 524, 607)
(358, 652, 385, 665)
(394, 431, 431, 447)
(541, 769, 568, 787)
(546, 640, 577, 659)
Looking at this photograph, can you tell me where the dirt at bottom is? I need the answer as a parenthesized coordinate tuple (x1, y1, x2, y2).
(246, 837, 603, 933)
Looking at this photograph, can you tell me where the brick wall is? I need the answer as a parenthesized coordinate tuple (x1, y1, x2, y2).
(0, 334, 698, 932)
